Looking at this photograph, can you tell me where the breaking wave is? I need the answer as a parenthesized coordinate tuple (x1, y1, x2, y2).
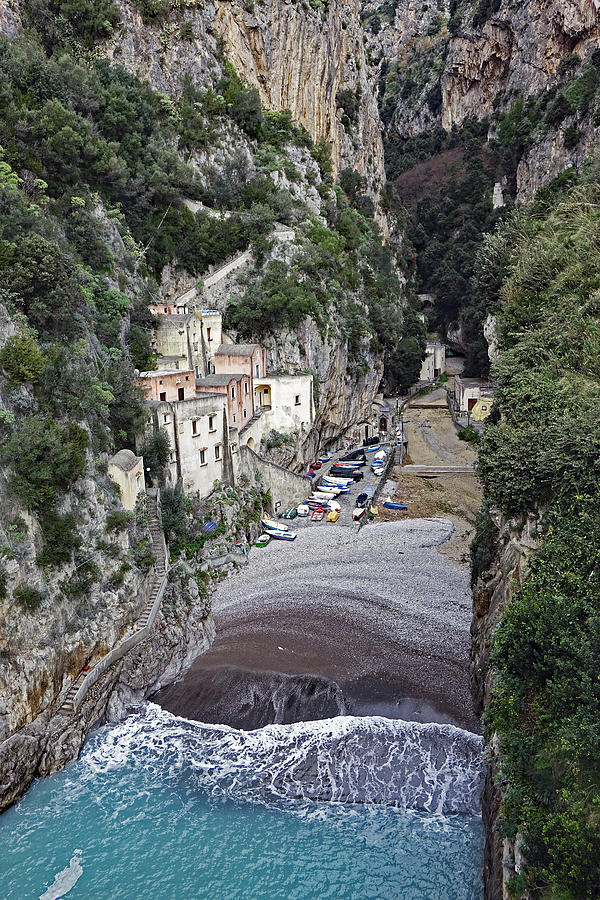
(82, 703, 484, 816)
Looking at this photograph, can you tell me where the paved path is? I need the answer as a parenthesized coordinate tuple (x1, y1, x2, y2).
(402, 404, 476, 470)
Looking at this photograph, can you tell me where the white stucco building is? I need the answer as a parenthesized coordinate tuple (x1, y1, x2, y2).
(419, 339, 446, 382)
(107, 449, 146, 510)
(454, 376, 494, 414)
(145, 394, 232, 496)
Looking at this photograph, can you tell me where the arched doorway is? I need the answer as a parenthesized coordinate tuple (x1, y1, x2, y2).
(246, 437, 255, 450)
(379, 416, 388, 433)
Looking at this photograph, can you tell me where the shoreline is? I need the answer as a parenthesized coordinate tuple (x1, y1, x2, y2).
(155, 518, 481, 734)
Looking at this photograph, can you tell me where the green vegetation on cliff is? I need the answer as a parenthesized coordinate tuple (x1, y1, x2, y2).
(477, 166, 600, 898)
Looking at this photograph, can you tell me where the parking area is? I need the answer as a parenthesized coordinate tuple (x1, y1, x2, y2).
(277, 443, 395, 533)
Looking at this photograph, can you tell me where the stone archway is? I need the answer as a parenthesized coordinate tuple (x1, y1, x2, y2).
(246, 437, 255, 450)
(379, 416, 388, 433)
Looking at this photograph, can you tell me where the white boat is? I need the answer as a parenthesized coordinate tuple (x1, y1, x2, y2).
(328, 500, 341, 511)
(322, 477, 353, 487)
(297, 505, 309, 517)
(269, 529, 297, 541)
(261, 518, 289, 532)
(311, 492, 335, 501)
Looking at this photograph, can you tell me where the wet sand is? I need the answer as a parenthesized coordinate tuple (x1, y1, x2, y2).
(155, 519, 481, 734)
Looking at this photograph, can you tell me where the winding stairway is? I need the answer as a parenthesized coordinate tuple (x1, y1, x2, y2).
(58, 491, 168, 716)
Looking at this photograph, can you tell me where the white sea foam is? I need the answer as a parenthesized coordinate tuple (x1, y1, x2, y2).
(81, 704, 484, 816)
(39, 850, 83, 900)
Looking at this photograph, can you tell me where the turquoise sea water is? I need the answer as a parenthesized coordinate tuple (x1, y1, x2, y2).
(0, 705, 484, 900)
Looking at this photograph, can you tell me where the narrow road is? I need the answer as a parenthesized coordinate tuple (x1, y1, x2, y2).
(380, 392, 482, 565)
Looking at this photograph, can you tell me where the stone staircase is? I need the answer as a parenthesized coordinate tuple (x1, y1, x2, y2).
(58, 491, 168, 716)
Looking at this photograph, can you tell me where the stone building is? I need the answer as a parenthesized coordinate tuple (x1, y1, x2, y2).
(419, 339, 446, 382)
(454, 376, 494, 413)
(107, 449, 145, 510)
(213, 343, 266, 386)
(253, 374, 314, 433)
(145, 394, 231, 496)
(195, 373, 253, 429)
(152, 310, 223, 380)
(137, 368, 195, 403)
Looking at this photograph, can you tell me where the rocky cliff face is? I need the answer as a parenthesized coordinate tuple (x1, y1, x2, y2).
(0, 569, 214, 812)
(261, 319, 384, 467)
(442, 0, 600, 130)
(471, 510, 543, 898)
(214, 0, 385, 191)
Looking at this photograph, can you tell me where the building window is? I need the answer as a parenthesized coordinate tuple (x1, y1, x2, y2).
(255, 363, 259, 377)
(159, 379, 163, 385)
(207, 327, 211, 341)
(295, 394, 301, 405)
(185, 375, 189, 381)
(233, 414, 236, 423)
(169, 451, 177, 463)
(146, 416, 152, 425)
(192, 420, 199, 435)
(208, 415, 216, 432)
(163, 307, 168, 313)
(193, 342, 198, 351)
(231, 443, 238, 453)
(199, 448, 206, 465)
(159, 391, 166, 402)
(178, 387, 184, 401)
(195, 365, 199, 377)
(163, 414, 170, 425)
(243, 409, 247, 419)
(215, 445, 221, 460)
(244, 381, 249, 395)
(231, 386, 235, 399)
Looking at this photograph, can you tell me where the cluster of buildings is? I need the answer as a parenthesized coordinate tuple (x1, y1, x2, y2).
(122, 304, 314, 501)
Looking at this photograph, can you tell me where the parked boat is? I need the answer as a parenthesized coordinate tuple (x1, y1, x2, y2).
(282, 507, 298, 519)
(261, 518, 289, 532)
(297, 505, 309, 517)
(328, 500, 341, 511)
(383, 501, 408, 510)
(311, 509, 325, 521)
(365, 445, 381, 453)
(356, 487, 375, 507)
(326, 509, 340, 522)
(352, 507, 366, 520)
(255, 533, 271, 547)
(269, 529, 297, 541)
(341, 447, 365, 460)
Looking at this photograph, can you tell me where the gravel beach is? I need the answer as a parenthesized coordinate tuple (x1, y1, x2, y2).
(156, 517, 481, 733)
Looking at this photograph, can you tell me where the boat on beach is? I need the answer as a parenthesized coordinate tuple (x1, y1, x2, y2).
(261, 518, 289, 532)
(356, 487, 375, 507)
(255, 533, 271, 547)
(269, 529, 297, 541)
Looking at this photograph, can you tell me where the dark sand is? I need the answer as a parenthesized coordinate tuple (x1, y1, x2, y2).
(156, 519, 481, 734)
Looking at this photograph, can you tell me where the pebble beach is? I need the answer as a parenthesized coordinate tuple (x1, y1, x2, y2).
(156, 517, 480, 733)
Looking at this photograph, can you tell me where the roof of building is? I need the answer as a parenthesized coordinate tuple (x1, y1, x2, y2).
(456, 377, 492, 388)
(214, 343, 261, 357)
(108, 449, 140, 472)
(138, 368, 195, 378)
(196, 373, 245, 387)
(155, 313, 192, 327)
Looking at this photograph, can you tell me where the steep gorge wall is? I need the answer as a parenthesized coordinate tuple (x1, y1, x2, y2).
(442, 0, 600, 131)
(471, 512, 543, 898)
(213, 0, 385, 191)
